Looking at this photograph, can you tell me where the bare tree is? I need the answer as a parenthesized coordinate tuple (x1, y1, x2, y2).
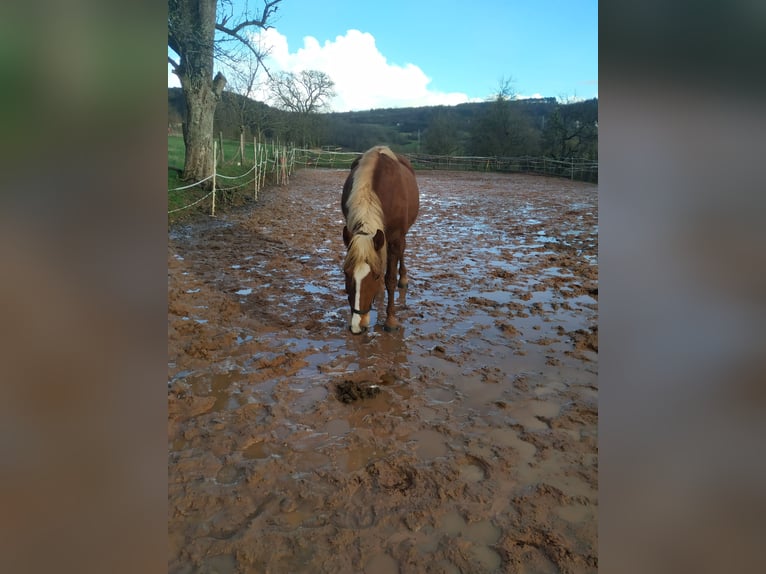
(228, 52, 268, 139)
(494, 75, 517, 102)
(168, 0, 282, 184)
(268, 70, 336, 147)
(269, 70, 336, 114)
(470, 76, 534, 157)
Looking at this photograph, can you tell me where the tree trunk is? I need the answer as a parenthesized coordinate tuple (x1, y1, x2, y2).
(180, 76, 220, 186)
(179, 73, 226, 189)
(172, 0, 225, 187)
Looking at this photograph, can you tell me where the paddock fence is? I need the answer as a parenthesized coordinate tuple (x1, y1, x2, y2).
(292, 149, 598, 183)
(169, 143, 598, 217)
(168, 139, 296, 216)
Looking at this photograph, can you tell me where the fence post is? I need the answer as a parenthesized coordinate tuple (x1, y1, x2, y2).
(211, 140, 217, 216)
(274, 146, 279, 185)
(262, 145, 268, 190)
(279, 146, 287, 185)
(253, 137, 258, 199)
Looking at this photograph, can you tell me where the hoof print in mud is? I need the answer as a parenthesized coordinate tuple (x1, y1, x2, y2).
(335, 379, 381, 403)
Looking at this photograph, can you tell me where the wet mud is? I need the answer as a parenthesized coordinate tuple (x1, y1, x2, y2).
(168, 169, 598, 573)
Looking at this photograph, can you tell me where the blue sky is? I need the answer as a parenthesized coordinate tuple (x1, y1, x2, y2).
(168, 0, 598, 111)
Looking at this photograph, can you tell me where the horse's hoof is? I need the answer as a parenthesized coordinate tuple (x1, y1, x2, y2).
(397, 282, 409, 290)
(383, 323, 400, 332)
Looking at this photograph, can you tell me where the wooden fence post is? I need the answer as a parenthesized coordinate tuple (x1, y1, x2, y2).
(253, 138, 258, 199)
(281, 146, 288, 185)
(261, 145, 268, 190)
(211, 140, 217, 216)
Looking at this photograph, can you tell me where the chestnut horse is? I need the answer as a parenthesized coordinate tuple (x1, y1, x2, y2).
(341, 146, 419, 334)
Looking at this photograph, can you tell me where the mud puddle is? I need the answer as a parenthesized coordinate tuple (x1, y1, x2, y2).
(169, 169, 598, 573)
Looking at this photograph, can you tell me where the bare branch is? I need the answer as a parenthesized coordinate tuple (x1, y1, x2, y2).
(167, 24, 181, 59)
(213, 0, 282, 79)
(216, 0, 281, 35)
(214, 26, 265, 57)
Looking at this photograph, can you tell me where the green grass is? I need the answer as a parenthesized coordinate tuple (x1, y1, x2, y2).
(168, 136, 195, 220)
(168, 135, 288, 224)
(168, 134, 185, 169)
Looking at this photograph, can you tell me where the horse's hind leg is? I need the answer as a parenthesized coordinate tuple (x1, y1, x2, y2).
(397, 237, 409, 289)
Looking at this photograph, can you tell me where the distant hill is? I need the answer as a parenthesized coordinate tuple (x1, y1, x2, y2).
(168, 88, 597, 159)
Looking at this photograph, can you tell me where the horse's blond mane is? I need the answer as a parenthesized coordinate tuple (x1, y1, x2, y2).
(343, 147, 391, 277)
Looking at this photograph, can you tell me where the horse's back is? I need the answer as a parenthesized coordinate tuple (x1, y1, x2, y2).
(373, 151, 419, 236)
(342, 147, 419, 236)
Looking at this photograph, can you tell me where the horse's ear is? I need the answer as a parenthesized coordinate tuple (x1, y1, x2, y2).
(373, 229, 385, 251)
(343, 226, 351, 247)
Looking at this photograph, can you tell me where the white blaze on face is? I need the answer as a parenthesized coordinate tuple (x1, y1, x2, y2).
(350, 262, 371, 333)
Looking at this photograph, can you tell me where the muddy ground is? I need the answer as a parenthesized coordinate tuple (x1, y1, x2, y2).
(168, 169, 598, 573)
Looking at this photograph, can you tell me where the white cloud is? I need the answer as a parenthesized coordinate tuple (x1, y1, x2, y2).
(168, 59, 180, 88)
(247, 28, 472, 112)
(168, 29, 477, 111)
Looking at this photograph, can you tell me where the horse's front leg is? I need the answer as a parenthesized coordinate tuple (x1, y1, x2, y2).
(383, 253, 401, 331)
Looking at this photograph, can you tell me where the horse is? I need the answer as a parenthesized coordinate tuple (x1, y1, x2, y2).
(341, 145, 420, 334)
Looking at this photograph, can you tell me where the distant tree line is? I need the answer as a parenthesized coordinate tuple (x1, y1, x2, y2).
(168, 88, 597, 161)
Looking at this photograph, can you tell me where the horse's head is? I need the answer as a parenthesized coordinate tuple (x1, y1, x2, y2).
(342, 226, 386, 334)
